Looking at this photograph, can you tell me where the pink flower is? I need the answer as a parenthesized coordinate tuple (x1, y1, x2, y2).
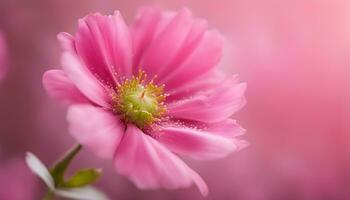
(43, 7, 246, 195)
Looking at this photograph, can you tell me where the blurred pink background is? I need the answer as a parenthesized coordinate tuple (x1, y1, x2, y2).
(1, 0, 350, 199)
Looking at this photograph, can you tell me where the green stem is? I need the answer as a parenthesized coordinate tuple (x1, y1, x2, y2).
(50, 144, 82, 185)
(42, 190, 54, 200)
(42, 144, 82, 200)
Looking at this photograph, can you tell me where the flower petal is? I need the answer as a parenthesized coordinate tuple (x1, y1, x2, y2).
(202, 119, 248, 150)
(130, 6, 162, 70)
(61, 52, 111, 108)
(75, 12, 132, 84)
(55, 186, 109, 200)
(206, 119, 246, 138)
(25, 152, 55, 190)
(114, 124, 208, 196)
(137, 7, 210, 82)
(168, 76, 246, 123)
(57, 32, 76, 53)
(156, 18, 209, 82)
(67, 105, 124, 159)
(161, 30, 223, 91)
(140, 8, 194, 80)
(156, 125, 241, 160)
(166, 70, 225, 102)
(43, 69, 89, 104)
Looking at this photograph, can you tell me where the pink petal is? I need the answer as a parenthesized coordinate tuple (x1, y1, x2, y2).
(130, 6, 162, 70)
(140, 8, 194, 80)
(161, 30, 223, 91)
(206, 119, 246, 138)
(156, 125, 241, 160)
(61, 52, 111, 108)
(205, 119, 248, 150)
(75, 12, 132, 85)
(67, 105, 124, 159)
(42, 70, 89, 104)
(156, 18, 208, 81)
(57, 32, 76, 53)
(114, 124, 208, 196)
(168, 76, 246, 123)
(166, 70, 225, 102)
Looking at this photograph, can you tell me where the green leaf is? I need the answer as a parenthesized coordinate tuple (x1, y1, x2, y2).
(63, 168, 102, 188)
(50, 144, 82, 185)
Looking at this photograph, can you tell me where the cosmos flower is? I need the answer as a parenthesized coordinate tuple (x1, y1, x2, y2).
(43, 7, 247, 195)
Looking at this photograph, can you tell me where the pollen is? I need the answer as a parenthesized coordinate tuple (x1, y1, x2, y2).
(112, 70, 167, 129)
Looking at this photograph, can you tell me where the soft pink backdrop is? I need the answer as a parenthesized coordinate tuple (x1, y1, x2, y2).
(0, 0, 350, 199)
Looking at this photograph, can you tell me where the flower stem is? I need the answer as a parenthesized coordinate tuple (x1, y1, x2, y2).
(42, 190, 54, 200)
(50, 144, 82, 184)
(43, 144, 82, 199)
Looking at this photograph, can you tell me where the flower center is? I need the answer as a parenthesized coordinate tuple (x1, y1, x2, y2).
(113, 71, 166, 128)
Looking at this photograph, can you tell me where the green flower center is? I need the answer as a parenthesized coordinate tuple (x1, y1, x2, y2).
(113, 71, 166, 128)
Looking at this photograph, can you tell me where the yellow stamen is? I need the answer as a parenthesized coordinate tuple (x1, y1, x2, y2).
(113, 70, 167, 128)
